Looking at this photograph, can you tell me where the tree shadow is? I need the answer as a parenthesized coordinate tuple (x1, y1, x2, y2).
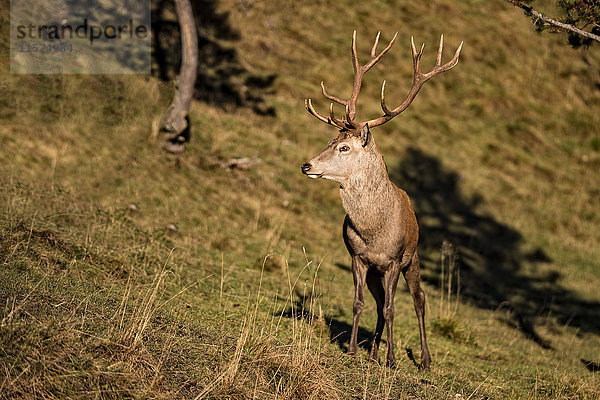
(389, 147, 600, 346)
(277, 290, 373, 353)
(581, 359, 600, 373)
(326, 316, 374, 354)
(152, 0, 276, 115)
(334, 262, 351, 272)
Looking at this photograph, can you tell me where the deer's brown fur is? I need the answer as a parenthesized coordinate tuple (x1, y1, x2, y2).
(301, 31, 462, 369)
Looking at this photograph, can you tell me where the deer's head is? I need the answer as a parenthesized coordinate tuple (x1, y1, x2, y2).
(301, 31, 462, 185)
(301, 124, 377, 185)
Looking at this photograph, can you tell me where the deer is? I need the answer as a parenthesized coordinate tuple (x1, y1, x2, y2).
(301, 31, 462, 370)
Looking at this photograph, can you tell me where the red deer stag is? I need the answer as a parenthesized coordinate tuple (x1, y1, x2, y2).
(301, 31, 462, 369)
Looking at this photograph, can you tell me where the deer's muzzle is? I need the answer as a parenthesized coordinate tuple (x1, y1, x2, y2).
(301, 163, 322, 179)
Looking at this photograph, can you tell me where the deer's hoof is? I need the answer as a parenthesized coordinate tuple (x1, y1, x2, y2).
(347, 344, 359, 356)
(419, 355, 431, 371)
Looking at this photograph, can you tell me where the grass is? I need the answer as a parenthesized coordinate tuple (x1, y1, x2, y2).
(1, 0, 600, 398)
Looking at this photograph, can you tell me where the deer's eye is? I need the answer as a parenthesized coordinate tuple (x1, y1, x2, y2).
(339, 145, 350, 153)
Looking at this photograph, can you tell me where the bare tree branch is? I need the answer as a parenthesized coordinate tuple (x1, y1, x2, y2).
(507, 0, 600, 43)
(161, 0, 198, 155)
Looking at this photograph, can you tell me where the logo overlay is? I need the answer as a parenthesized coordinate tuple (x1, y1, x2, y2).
(10, 0, 151, 74)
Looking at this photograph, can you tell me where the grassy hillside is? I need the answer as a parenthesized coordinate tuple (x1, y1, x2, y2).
(1, 0, 599, 398)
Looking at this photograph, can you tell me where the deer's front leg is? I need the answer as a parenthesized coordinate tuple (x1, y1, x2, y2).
(348, 256, 367, 355)
(383, 262, 402, 367)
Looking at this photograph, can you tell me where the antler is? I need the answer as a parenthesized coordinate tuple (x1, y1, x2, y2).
(305, 32, 463, 132)
(365, 35, 463, 128)
(305, 30, 397, 131)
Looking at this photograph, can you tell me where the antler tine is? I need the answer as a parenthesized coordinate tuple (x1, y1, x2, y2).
(365, 32, 398, 71)
(410, 36, 425, 73)
(329, 103, 346, 127)
(370, 31, 381, 58)
(344, 104, 351, 125)
(435, 34, 444, 67)
(305, 99, 329, 124)
(321, 81, 348, 106)
(347, 31, 362, 124)
(380, 79, 391, 115)
(423, 38, 463, 79)
(448, 41, 464, 69)
(351, 30, 359, 74)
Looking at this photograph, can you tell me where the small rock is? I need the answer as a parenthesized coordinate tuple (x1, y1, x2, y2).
(166, 223, 179, 233)
(220, 157, 262, 171)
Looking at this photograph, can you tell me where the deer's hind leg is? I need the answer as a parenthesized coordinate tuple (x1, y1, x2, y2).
(366, 270, 385, 363)
(403, 252, 431, 370)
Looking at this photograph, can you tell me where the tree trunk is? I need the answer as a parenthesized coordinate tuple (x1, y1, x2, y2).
(161, 0, 198, 154)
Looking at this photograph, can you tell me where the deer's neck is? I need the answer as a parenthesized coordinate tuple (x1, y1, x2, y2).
(339, 156, 396, 235)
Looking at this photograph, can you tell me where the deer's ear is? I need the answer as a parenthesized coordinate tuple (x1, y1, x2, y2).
(360, 124, 372, 147)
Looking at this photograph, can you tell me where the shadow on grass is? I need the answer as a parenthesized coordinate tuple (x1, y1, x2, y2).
(389, 147, 600, 346)
(581, 359, 600, 372)
(152, 0, 276, 115)
(278, 294, 374, 354)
